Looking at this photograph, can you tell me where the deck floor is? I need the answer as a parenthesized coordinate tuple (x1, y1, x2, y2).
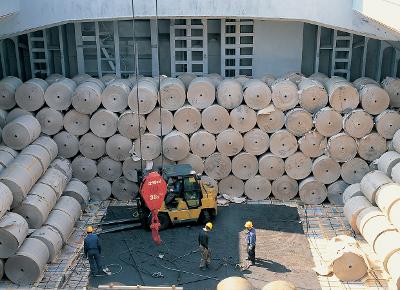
(0, 199, 393, 289)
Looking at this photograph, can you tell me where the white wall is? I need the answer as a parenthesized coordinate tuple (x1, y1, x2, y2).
(0, 0, 19, 19)
(253, 21, 303, 78)
(0, 0, 399, 40)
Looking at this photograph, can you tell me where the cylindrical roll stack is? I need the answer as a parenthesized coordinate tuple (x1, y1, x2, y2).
(0, 73, 399, 205)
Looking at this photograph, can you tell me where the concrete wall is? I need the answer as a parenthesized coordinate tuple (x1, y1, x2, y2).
(253, 20, 303, 78)
(0, 0, 399, 40)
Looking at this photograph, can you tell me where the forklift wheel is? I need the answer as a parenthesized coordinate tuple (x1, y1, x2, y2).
(199, 210, 211, 224)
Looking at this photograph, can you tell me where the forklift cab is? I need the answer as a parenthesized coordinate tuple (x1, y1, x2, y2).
(166, 172, 202, 209)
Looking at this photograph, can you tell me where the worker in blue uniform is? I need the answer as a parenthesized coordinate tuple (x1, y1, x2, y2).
(84, 226, 106, 275)
(245, 221, 256, 265)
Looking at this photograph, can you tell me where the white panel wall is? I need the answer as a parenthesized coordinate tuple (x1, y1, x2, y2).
(253, 20, 303, 78)
(0, 0, 399, 40)
(0, 0, 19, 18)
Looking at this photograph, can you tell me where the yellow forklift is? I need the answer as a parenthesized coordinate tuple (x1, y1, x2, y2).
(137, 164, 218, 230)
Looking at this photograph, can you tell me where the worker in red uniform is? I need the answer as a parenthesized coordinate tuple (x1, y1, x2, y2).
(245, 221, 256, 265)
(84, 226, 106, 275)
(198, 222, 213, 270)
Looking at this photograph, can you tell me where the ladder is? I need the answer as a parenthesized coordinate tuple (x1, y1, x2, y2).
(28, 30, 50, 78)
(331, 30, 353, 80)
(221, 19, 254, 77)
(170, 19, 208, 77)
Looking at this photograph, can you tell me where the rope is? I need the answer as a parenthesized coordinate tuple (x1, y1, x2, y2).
(131, 0, 144, 174)
(155, 0, 164, 173)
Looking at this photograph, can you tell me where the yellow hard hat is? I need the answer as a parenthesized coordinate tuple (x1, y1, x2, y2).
(86, 226, 93, 233)
(206, 222, 213, 230)
(245, 221, 253, 228)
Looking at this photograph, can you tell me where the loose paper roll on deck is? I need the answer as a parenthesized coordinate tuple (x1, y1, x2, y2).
(381, 77, 400, 108)
(256, 105, 285, 133)
(216, 129, 244, 156)
(0, 183, 12, 219)
(117, 110, 146, 139)
(79, 132, 106, 160)
(201, 104, 230, 134)
(269, 130, 298, 158)
(298, 78, 328, 113)
(232, 153, 258, 180)
(63, 109, 90, 136)
(314, 107, 342, 137)
(101, 79, 130, 112)
(243, 79, 271, 110)
(44, 78, 76, 110)
(218, 175, 244, 198)
(271, 79, 299, 111)
(173, 105, 201, 134)
(357, 133, 387, 162)
(284, 152, 312, 180)
(206, 73, 224, 87)
(375, 110, 400, 139)
(299, 177, 327, 205)
(15, 78, 48, 111)
(146, 107, 174, 136)
(327, 133, 357, 162)
(341, 158, 370, 184)
(312, 155, 341, 184)
(187, 77, 215, 109)
(162, 130, 190, 161)
(216, 79, 243, 109)
(244, 175, 271, 201)
(243, 129, 269, 155)
(325, 76, 359, 113)
(285, 108, 313, 137)
(132, 133, 161, 160)
(353, 77, 379, 89)
(258, 153, 285, 180)
(230, 105, 257, 133)
(128, 79, 158, 114)
(272, 175, 298, 201)
(0, 76, 22, 110)
(344, 196, 372, 232)
(343, 109, 373, 139)
(204, 152, 231, 180)
(298, 131, 327, 158)
(71, 81, 103, 114)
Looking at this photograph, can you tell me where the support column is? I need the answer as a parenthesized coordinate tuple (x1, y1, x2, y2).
(74, 23, 85, 74)
(150, 19, 159, 77)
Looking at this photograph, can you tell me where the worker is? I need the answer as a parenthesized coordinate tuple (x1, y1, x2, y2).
(245, 221, 256, 265)
(84, 226, 106, 275)
(198, 222, 213, 270)
(165, 177, 181, 206)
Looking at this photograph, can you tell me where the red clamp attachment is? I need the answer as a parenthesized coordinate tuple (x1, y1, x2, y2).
(140, 171, 167, 245)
